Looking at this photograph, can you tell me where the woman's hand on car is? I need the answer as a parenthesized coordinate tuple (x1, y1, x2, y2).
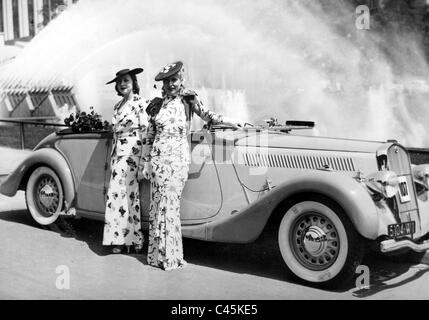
(220, 116, 244, 129)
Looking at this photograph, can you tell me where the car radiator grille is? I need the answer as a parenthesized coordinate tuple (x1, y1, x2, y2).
(387, 145, 418, 223)
(243, 153, 356, 171)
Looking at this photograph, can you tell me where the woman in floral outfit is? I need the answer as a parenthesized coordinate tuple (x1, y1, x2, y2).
(103, 68, 148, 254)
(142, 61, 236, 270)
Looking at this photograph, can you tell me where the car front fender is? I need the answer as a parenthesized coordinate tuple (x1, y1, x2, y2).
(204, 170, 380, 243)
(0, 148, 75, 206)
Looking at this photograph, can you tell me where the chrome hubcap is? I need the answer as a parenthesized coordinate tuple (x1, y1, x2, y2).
(303, 226, 329, 256)
(40, 185, 55, 208)
(291, 213, 340, 271)
(36, 176, 60, 216)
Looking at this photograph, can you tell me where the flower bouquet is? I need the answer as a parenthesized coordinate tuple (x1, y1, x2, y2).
(64, 107, 111, 133)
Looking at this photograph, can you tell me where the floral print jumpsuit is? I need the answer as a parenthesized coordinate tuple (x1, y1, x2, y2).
(103, 95, 148, 247)
(144, 89, 223, 270)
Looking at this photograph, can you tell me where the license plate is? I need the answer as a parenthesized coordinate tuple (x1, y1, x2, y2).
(388, 221, 415, 238)
(398, 176, 411, 203)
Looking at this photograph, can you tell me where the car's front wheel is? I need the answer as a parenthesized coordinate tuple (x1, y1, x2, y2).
(25, 166, 64, 226)
(278, 197, 364, 288)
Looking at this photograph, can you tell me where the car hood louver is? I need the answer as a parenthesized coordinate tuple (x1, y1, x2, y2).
(242, 152, 356, 171)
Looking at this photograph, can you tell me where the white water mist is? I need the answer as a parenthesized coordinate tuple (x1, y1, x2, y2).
(1, 0, 428, 146)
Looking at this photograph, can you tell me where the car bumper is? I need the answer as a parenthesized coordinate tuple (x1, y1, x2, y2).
(380, 238, 429, 253)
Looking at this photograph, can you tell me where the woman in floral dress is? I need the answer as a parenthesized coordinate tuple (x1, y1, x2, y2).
(142, 61, 237, 270)
(103, 68, 148, 254)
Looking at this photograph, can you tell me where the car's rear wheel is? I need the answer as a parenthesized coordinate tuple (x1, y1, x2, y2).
(25, 166, 63, 226)
(278, 197, 364, 288)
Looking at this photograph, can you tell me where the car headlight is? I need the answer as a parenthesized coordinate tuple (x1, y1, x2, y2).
(412, 164, 429, 194)
(365, 171, 399, 199)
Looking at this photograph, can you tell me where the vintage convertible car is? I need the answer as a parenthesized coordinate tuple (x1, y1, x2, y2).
(2, 120, 429, 288)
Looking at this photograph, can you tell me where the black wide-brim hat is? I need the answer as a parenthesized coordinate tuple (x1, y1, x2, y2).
(155, 61, 183, 81)
(106, 68, 144, 85)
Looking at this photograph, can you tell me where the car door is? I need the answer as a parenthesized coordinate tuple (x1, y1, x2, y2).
(180, 131, 223, 221)
(57, 132, 111, 214)
(139, 130, 223, 222)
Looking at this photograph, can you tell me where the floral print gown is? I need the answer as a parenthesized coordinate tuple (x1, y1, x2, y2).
(144, 89, 223, 270)
(103, 95, 148, 247)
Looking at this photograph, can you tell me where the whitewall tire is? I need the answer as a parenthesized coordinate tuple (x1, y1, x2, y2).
(25, 166, 64, 226)
(278, 198, 363, 287)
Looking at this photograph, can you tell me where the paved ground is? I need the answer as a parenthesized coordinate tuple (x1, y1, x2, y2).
(2, 192, 429, 300)
(2, 147, 429, 300)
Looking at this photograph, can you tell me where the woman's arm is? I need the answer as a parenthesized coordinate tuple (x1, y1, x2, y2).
(183, 90, 242, 127)
(139, 116, 155, 180)
(141, 115, 155, 163)
(183, 90, 223, 124)
(142, 97, 162, 162)
(139, 97, 161, 179)
(131, 98, 152, 180)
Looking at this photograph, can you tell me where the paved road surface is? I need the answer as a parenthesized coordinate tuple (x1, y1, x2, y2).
(1, 192, 429, 300)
